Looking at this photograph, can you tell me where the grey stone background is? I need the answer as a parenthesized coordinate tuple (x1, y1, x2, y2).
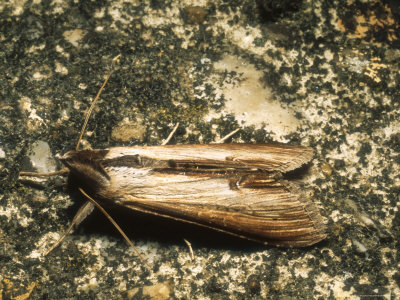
(1, 0, 399, 299)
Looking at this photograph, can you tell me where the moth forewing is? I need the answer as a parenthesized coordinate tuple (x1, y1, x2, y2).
(59, 143, 326, 247)
(105, 144, 314, 172)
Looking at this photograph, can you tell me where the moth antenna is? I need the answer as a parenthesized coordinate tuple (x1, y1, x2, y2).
(44, 200, 95, 256)
(76, 55, 121, 151)
(78, 188, 149, 268)
(214, 128, 240, 144)
(162, 123, 180, 145)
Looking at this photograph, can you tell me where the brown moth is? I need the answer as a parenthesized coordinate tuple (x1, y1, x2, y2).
(21, 60, 326, 255)
(60, 144, 326, 247)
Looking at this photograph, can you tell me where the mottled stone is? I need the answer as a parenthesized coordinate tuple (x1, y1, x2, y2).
(1, 0, 399, 299)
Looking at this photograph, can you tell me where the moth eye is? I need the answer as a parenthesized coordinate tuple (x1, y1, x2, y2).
(167, 159, 177, 168)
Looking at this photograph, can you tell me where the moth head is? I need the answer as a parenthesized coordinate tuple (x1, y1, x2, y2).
(58, 149, 110, 193)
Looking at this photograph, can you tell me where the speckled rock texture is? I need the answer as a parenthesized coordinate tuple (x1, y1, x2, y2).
(1, 0, 399, 299)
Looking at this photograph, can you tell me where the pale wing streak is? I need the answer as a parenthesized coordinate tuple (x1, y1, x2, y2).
(105, 166, 307, 218)
(106, 144, 313, 172)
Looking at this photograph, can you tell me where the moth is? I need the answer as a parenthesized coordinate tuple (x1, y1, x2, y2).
(20, 61, 326, 257)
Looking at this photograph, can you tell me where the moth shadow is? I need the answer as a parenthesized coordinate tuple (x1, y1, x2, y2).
(69, 198, 265, 252)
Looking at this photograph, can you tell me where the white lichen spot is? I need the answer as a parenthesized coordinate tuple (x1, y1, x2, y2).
(280, 72, 294, 87)
(111, 117, 147, 142)
(182, 0, 208, 5)
(0, 148, 5, 159)
(28, 249, 43, 259)
(187, 263, 205, 277)
(29, 140, 57, 173)
(73, 100, 82, 110)
(60, 109, 69, 121)
(141, 6, 181, 27)
(293, 264, 313, 279)
(63, 29, 86, 47)
(329, 8, 340, 30)
(230, 26, 262, 52)
(314, 273, 336, 298)
(172, 26, 194, 49)
(51, 0, 69, 14)
(332, 279, 357, 298)
(19, 96, 44, 129)
(345, 56, 369, 74)
(330, 210, 342, 222)
(142, 282, 172, 300)
(109, 5, 122, 21)
(359, 274, 371, 285)
(358, 213, 376, 228)
(117, 281, 127, 292)
(108, 3, 134, 25)
(55, 61, 68, 75)
(28, 232, 61, 259)
(0, 204, 34, 231)
(26, 44, 46, 54)
(55, 45, 70, 58)
(211, 11, 268, 57)
(324, 49, 334, 60)
(219, 253, 231, 264)
(94, 7, 105, 18)
(0, 0, 28, 15)
(32, 72, 44, 80)
(78, 277, 99, 293)
(78, 83, 87, 90)
(352, 239, 367, 253)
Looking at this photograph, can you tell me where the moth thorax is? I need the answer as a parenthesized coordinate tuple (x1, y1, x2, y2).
(59, 149, 110, 193)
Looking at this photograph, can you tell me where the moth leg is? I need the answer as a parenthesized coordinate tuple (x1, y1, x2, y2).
(162, 123, 180, 145)
(19, 168, 70, 177)
(44, 200, 94, 256)
(19, 168, 70, 190)
(161, 124, 239, 145)
(183, 239, 195, 260)
(78, 188, 149, 267)
(213, 128, 240, 143)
